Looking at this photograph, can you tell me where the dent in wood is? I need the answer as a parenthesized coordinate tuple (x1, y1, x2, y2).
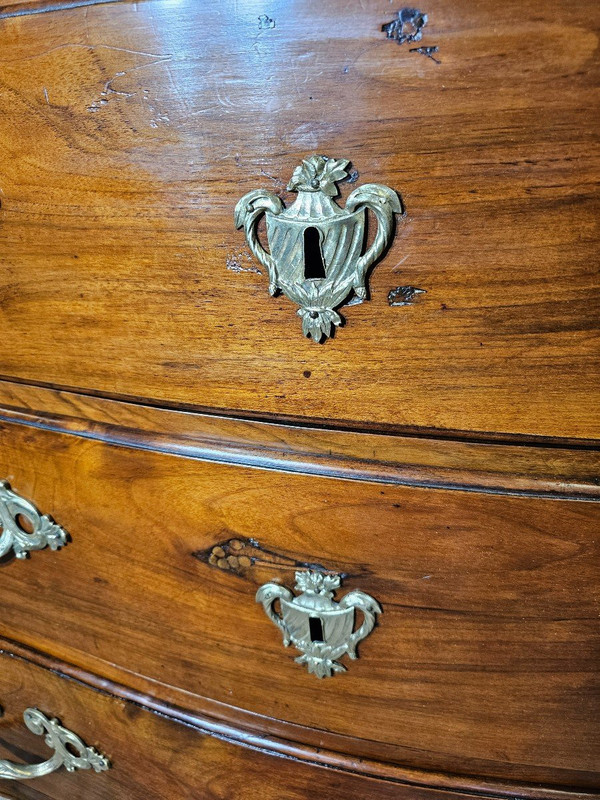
(257, 14, 275, 30)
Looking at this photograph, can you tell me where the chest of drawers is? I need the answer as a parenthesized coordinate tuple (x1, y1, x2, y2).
(0, 0, 598, 798)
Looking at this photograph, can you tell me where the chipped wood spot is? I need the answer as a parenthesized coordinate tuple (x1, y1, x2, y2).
(382, 8, 428, 45)
(409, 45, 441, 64)
(388, 286, 427, 306)
(193, 536, 332, 580)
(257, 14, 275, 30)
(382, 8, 441, 62)
(226, 251, 262, 274)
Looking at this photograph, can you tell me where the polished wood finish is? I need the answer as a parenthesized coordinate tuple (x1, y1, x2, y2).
(0, 0, 598, 439)
(0, 0, 121, 15)
(0, 419, 597, 790)
(1, 649, 480, 800)
(0, 1, 598, 797)
(0, 379, 598, 498)
(3, 635, 592, 800)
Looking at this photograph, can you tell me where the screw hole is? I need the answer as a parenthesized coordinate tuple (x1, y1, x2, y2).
(64, 741, 83, 758)
(15, 514, 34, 534)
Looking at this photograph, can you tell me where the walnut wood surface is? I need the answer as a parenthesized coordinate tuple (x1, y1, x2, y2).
(0, 0, 121, 16)
(1, 635, 592, 800)
(0, 379, 598, 498)
(0, 421, 597, 790)
(0, 0, 598, 440)
(0, 650, 496, 800)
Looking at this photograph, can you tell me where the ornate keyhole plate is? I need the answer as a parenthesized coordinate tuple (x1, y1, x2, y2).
(256, 570, 382, 678)
(234, 156, 402, 342)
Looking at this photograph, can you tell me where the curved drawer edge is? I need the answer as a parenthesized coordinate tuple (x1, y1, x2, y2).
(0, 0, 124, 19)
(0, 635, 596, 800)
(0, 381, 598, 500)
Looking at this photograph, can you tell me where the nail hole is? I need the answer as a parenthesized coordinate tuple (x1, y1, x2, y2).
(64, 742, 82, 758)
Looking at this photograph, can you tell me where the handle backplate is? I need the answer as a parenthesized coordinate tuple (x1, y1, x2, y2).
(0, 481, 67, 560)
(0, 708, 109, 781)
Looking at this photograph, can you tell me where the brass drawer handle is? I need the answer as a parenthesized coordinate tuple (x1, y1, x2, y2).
(256, 570, 382, 678)
(0, 481, 67, 560)
(0, 707, 109, 780)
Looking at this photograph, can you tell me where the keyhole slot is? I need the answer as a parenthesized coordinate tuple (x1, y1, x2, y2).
(309, 616, 324, 643)
(303, 227, 326, 279)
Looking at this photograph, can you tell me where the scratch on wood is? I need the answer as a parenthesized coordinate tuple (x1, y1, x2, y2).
(391, 254, 409, 272)
(226, 252, 262, 275)
(43, 87, 50, 105)
(410, 45, 441, 63)
(0, 0, 122, 21)
(85, 56, 172, 115)
(0, 43, 172, 65)
(388, 286, 427, 306)
(87, 70, 134, 112)
(141, 87, 171, 128)
(259, 169, 286, 192)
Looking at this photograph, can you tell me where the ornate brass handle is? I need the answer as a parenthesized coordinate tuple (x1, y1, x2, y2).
(0, 481, 67, 560)
(0, 708, 109, 780)
(256, 570, 382, 678)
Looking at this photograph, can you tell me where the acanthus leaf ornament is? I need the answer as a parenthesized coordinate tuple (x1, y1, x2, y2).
(256, 570, 382, 678)
(234, 156, 402, 342)
(0, 480, 67, 560)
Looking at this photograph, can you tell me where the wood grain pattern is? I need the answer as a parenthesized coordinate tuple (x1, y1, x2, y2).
(0, 0, 598, 439)
(4, 636, 593, 800)
(0, 421, 597, 789)
(0, 650, 501, 800)
(0, 379, 598, 498)
(0, 0, 123, 18)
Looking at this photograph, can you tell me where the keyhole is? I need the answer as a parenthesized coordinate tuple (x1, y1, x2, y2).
(303, 227, 326, 279)
(309, 616, 324, 642)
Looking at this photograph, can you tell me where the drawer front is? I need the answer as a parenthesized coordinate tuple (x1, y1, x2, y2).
(0, 651, 446, 800)
(0, 421, 598, 789)
(0, 0, 598, 440)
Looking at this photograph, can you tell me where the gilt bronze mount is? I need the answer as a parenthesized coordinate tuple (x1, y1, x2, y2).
(235, 156, 401, 342)
(257, 570, 382, 678)
(0, 708, 109, 781)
